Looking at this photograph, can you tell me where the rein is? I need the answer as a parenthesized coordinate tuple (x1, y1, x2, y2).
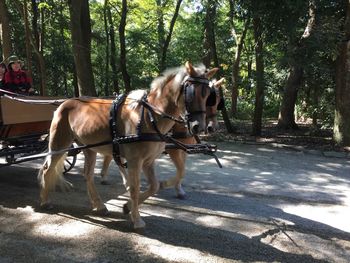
(108, 87, 222, 168)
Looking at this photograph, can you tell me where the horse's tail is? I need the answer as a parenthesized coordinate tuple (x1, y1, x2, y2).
(37, 153, 73, 191)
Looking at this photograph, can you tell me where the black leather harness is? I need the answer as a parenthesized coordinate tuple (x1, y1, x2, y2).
(108, 76, 222, 168)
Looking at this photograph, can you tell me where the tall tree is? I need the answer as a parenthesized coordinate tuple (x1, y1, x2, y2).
(107, 4, 118, 94)
(30, 0, 47, 95)
(334, 0, 350, 146)
(203, 0, 218, 67)
(68, 0, 96, 96)
(23, 0, 33, 79)
(156, 0, 183, 72)
(252, 15, 265, 136)
(103, 0, 110, 95)
(0, 0, 11, 59)
(277, 0, 316, 129)
(119, 0, 131, 92)
(228, 0, 249, 117)
(202, 0, 234, 133)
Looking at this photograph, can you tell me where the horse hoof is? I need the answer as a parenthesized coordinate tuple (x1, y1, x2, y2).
(159, 181, 165, 190)
(176, 193, 187, 200)
(40, 203, 54, 210)
(100, 180, 111, 185)
(123, 203, 130, 214)
(133, 219, 146, 231)
(93, 207, 109, 216)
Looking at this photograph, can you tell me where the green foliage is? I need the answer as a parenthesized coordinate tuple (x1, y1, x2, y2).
(0, 0, 347, 129)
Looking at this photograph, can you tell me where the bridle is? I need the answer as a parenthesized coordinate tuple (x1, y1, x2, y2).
(181, 75, 212, 122)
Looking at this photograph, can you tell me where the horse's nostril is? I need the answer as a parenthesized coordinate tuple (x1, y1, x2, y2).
(191, 124, 199, 134)
(207, 126, 214, 133)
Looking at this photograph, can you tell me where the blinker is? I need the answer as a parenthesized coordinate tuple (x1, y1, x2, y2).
(206, 88, 216, 107)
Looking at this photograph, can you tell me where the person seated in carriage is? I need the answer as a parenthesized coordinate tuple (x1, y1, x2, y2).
(3, 55, 34, 95)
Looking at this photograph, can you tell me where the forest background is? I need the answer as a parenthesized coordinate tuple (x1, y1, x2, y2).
(0, 0, 350, 147)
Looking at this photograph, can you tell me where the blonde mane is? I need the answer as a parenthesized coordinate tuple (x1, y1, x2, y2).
(149, 64, 207, 99)
(127, 89, 147, 110)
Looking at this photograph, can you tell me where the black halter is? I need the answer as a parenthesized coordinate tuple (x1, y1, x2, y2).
(181, 75, 211, 130)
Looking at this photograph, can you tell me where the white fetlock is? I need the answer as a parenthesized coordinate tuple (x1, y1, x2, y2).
(133, 218, 146, 229)
(176, 186, 186, 199)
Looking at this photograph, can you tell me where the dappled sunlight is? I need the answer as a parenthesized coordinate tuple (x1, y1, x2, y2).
(34, 218, 94, 238)
(144, 240, 229, 263)
(316, 162, 349, 171)
(259, 171, 273, 175)
(310, 175, 331, 183)
(217, 148, 254, 157)
(196, 214, 224, 227)
(282, 204, 350, 233)
(257, 147, 276, 153)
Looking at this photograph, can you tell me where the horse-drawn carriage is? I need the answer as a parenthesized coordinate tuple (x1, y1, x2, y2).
(1, 62, 224, 229)
(0, 91, 221, 173)
(0, 94, 77, 172)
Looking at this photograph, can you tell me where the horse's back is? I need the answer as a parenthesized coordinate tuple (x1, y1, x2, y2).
(50, 98, 113, 150)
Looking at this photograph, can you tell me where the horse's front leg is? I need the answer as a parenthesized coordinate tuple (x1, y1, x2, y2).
(160, 150, 187, 199)
(123, 161, 159, 214)
(83, 149, 108, 215)
(139, 161, 160, 203)
(127, 162, 145, 229)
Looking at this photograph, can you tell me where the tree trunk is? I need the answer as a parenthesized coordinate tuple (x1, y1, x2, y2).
(203, 0, 234, 133)
(68, 0, 96, 96)
(107, 5, 118, 94)
(312, 86, 319, 127)
(31, 0, 39, 51)
(203, 1, 219, 67)
(277, 0, 316, 129)
(252, 16, 265, 136)
(119, 0, 131, 92)
(30, 0, 47, 95)
(156, 0, 165, 73)
(277, 65, 302, 129)
(23, 0, 33, 78)
(159, 0, 182, 72)
(334, 0, 350, 146)
(229, 9, 249, 117)
(59, 1, 69, 96)
(103, 0, 110, 96)
(0, 0, 11, 59)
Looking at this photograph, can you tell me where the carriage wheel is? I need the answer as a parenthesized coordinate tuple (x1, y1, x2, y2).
(63, 154, 77, 174)
(5, 153, 15, 164)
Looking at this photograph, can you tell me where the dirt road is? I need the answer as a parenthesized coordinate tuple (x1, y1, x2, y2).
(1, 141, 350, 262)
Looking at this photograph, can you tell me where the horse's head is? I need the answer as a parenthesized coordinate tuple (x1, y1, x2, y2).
(181, 62, 218, 134)
(206, 78, 225, 133)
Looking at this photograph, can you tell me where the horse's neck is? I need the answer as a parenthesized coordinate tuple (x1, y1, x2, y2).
(146, 90, 182, 134)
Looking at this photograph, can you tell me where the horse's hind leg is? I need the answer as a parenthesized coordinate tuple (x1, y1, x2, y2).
(83, 149, 108, 215)
(160, 150, 187, 199)
(100, 155, 113, 185)
(38, 153, 69, 209)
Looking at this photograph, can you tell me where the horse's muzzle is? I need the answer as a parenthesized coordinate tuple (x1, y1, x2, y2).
(188, 120, 206, 134)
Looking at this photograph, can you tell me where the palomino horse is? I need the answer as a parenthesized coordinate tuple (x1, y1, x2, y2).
(99, 78, 225, 199)
(38, 62, 218, 229)
(159, 78, 225, 198)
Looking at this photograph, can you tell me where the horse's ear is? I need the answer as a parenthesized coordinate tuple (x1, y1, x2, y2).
(214, 77, 225, 88)
(185, 61, 196, 76)
(205, 67, 219, 79)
